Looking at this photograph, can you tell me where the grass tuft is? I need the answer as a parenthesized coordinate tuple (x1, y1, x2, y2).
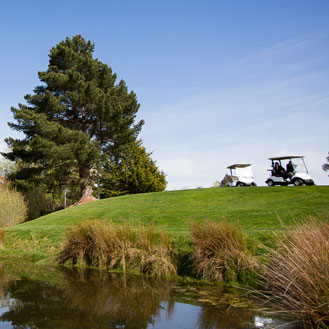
(190, 219, 256, 282)
(56, 220, 176, 277)
(136, 226, 177, 277)
(0, 229, 5, 249)
(260, 219, 329, 328)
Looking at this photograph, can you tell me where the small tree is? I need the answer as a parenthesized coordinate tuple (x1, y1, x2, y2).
(213, 180, 221, 188)
(0, 184, 27, 248)
(323, 152, 329, 175)
(100, 140, 166, 198)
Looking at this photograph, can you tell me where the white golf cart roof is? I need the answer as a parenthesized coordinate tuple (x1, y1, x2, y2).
(227, 164, 251, 169)
(268, 156, 304, 161)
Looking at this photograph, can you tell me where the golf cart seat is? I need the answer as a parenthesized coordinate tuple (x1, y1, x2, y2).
(230, 176, 238, 181)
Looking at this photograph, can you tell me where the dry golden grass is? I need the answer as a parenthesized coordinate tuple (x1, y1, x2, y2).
(261, 219, 329, 328)
(0, 228, 5, 249)
(56, 220, 177, 277)
(135, 225, 177, 277)
(190, 219, 256, 282)
(57, 220, 134, 269)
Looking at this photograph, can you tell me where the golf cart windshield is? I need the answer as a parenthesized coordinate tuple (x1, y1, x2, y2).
(236, 166, 253, 178)
(290, 158, 307, 174)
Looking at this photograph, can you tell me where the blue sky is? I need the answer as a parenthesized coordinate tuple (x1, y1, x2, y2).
(0, 0, 328, 189)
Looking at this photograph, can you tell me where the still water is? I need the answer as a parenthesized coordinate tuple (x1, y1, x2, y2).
(0, 262, 295, 329)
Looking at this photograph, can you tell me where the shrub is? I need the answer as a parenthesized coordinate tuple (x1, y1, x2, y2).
(190, 219, 256, 282)
(0, 184, 27, 228)
(57, 220, 177, 277)
(260, 219, 329, 328)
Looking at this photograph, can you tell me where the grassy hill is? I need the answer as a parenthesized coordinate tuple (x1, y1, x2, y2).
(3, 185, 329, 260)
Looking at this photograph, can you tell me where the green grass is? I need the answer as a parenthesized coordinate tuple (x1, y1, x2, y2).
(2, 186, 329, 261)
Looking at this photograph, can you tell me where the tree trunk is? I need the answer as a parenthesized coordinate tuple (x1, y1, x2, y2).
(79, 166, 93, 199)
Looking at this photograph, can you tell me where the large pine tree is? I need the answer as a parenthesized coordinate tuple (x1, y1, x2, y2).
(3, 35, 144, 200)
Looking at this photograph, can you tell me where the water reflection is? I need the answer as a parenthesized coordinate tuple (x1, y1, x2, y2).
(0, 262, 297, 329)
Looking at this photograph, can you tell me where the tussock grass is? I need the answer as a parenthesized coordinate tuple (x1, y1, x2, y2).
(0, 229, 5, 249)
(56, 220, 177, 277)
(260, 219, 329, 328)
(190, 220, 256, 282)
(136, 225, 177, 277)
(57, 220, 133, 269)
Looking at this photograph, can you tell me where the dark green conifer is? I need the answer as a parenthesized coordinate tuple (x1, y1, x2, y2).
(100, 140, 166, 197)
(4, 35, 144, 200)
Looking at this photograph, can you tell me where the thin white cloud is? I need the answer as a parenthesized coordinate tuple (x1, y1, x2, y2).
(238, 32, 326, 66)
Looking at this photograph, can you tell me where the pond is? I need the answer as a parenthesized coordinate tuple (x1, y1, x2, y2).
(0, 262, 298, 329)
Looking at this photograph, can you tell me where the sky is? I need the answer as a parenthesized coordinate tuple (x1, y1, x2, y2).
(0, 0, 328, 189)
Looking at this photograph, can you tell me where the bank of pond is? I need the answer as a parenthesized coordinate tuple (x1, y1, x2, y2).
(3, 218, 328, 328)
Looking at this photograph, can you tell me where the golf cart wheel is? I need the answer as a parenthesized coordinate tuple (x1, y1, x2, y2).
(251, 182, 257, 186)
(236, 182, 243, 187)
(267, 179, 274, 187)
(294, 179, 303, 186)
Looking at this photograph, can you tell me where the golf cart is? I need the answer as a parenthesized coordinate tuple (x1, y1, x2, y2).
(265, 156, 314, 186)
(225, 164, 257, 187)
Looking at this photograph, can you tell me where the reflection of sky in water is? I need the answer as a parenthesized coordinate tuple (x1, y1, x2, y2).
(149, 302, 200, 329)
(0, 306, 13, 329)
(150, 304, 285, 329)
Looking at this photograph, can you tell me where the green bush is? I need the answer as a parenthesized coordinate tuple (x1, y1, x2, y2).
(0, 184, 27, 227)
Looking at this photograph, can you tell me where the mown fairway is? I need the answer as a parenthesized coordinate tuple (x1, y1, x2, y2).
(3, 186, 329, 260)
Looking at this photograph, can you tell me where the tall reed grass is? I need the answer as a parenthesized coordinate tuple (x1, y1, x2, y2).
(190, 219, 256, 282)
(0, 228, 5, 249)
(56, 220, 177, 277)
(260, 219, 329, 328)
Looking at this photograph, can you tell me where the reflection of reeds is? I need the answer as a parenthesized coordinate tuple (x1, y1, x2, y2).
(260, 219, 329, 328)
(61, 268, 258, 329)
(56, 220, 177, 277)
(0, 263, 6, 299)
(60, 268, 176, 327)
(190, 220, 256, 282)
(198, 305, 255, 329)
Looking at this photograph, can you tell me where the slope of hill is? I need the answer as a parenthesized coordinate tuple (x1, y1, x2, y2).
(3, 186, 329, 260)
